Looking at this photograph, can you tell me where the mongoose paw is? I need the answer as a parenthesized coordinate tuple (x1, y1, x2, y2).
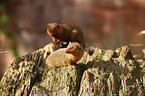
(68, 64, 76, 68)
(53, 38, 60, 44)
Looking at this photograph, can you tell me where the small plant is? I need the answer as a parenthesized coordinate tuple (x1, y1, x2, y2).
(130, 30, 145, 67)
(0, 1, 19, 57)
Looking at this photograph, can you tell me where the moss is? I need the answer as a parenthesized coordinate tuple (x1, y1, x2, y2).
(0, 44, 144, 96)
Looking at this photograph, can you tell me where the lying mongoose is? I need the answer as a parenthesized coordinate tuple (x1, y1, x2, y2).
(46, 42, 84, 69)
(47, 23, 85, 46)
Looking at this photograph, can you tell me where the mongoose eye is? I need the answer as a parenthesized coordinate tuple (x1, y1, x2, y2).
(76, 43, 81, 49)
(69, 47, 73, 50)
(77, 46, 81, 49)
(49, 29, 54, 33)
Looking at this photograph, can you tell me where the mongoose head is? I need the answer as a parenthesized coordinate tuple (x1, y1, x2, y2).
(65, 42, 83, 56)
(47, 22, 62, 37)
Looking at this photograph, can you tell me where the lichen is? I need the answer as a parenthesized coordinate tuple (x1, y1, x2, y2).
(0, 44, 144, 96)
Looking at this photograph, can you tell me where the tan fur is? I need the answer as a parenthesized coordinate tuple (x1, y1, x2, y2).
(46, 42, 84, 69)
(47, 23, 85, 46)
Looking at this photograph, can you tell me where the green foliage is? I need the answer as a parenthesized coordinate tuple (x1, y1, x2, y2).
(130, 30, 145, 64)
(0, 27, 8, 33)
(0, 1, 4, 11)
(0, 15, 9, 23)
(130, 43, 145, 47)
(138, 30, 145, 36)
(11, 45, 19, 57)
(142, 48, 145, 54)
(0, 1, 19, 57)
(7, 33, 16, 39)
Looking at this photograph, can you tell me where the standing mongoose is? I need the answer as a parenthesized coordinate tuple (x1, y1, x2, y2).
(47, 23, 85, 46)
(46, 42, 84, 69)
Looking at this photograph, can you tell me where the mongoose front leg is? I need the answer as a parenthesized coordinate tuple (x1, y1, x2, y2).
(68, 64, 76, 68)
(46, 42, 84, 70)
(53, 38, 60, 44)
(68, 61, 77, 68)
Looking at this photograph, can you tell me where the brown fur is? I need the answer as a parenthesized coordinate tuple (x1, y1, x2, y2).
(47, 23, 85, 46)
(46, 42, 84, 69)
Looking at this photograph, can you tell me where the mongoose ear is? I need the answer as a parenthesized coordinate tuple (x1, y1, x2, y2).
(47, 24, 50, 28)
(76, 43, 81, 48)
(68, 42, 71, 45)
(56, 24, 60, 29)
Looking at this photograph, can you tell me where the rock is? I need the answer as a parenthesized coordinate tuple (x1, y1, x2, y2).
(78, 46, 144, 96)
(30, 67, 81, 96)
(0, 44, 144, 96)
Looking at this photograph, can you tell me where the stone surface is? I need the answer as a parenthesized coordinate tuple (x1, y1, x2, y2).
(0, 44, 144, 96)
(0, 43, 57, 95)
(78, 46, 144, 96)
(30, 66, 81, 96)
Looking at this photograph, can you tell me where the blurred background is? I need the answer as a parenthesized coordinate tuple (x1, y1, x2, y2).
(0, 0, 145, 79)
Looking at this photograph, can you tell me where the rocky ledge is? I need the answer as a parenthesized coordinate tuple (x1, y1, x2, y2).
(0, 43, 145, 96)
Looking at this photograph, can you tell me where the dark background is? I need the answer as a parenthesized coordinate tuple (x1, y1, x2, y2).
(0, 0, 145, 79)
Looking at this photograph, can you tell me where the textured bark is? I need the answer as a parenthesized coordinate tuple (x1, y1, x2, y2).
(0, 43, 144, 96)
